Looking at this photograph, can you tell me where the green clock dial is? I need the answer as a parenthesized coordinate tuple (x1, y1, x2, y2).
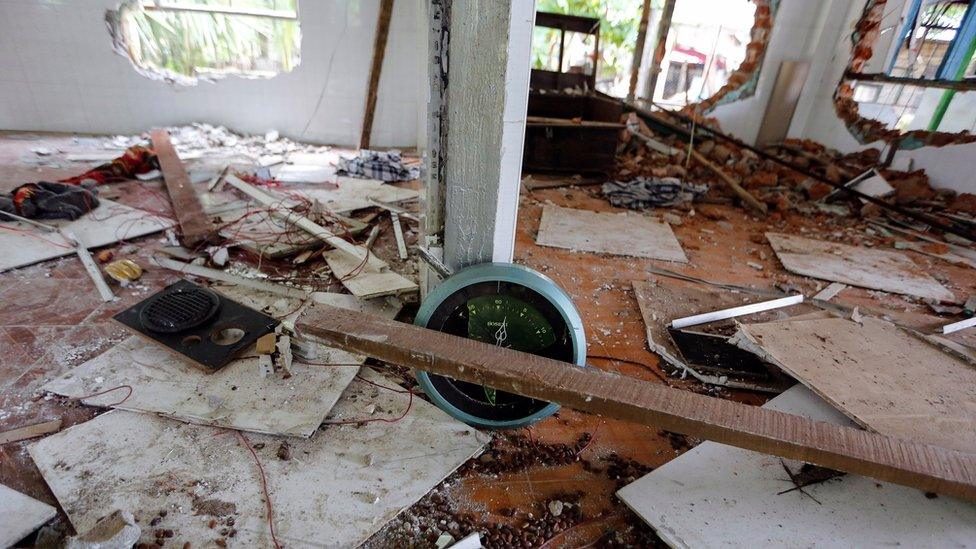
(414, 263, 586, 429)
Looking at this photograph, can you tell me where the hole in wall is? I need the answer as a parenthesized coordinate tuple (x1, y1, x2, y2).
(836, 0, 976, 148)
(106, 0, 302, 86)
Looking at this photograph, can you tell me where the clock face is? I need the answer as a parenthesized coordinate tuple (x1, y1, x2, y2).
(424, 280, 576, 422)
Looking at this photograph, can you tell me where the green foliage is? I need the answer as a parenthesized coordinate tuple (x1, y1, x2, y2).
(533, 0, 653, 88)
(120, 0, 300, 81)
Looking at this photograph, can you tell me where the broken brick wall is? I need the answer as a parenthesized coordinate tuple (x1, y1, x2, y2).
(834, 0, 976, 149)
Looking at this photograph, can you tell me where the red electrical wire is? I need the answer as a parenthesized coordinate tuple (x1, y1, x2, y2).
(65, 384, 133, 407)
(235, 431, 282, 549)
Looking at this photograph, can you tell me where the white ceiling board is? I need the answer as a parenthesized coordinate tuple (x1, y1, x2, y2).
(324, 249, 419, 298)
(0, 199, 174, 271)
(536, 205, 687, 262)
(766, 232, 956, 302)
(0, 484, 57, 547)
(617, 384, 976, 549)
(30, 369, 489, 548)
(294, 177, 420, 214)
(42, 291, 401, 438)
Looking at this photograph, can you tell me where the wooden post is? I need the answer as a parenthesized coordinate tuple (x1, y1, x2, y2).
(297, 304, 976, 502)
(151, 129, 214, 247)
(628, 0, 653, 101)
(359, 0, 395, 150)
(644, 0, 676, 101)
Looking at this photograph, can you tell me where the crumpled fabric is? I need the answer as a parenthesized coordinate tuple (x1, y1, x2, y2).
(602, 177, 709, 209)
(61, 145, 157, 186)
(1, 181, 100, 221)
(337, 149, 421, 182)
(0, 145, 155, 221)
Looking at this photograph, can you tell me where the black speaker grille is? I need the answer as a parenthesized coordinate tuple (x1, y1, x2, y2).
(139, 286, 220, 333)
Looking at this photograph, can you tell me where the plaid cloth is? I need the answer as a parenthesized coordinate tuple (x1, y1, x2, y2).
(602, 177, 708, 209)
(336, 149, 421, 182)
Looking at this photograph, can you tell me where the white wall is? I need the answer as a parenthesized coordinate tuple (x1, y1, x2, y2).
(707, 0, 831, 144)
(0, 0, 423, 148)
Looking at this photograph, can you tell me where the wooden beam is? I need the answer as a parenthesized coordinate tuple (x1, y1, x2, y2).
(359, 0, 395, 150)
(151, 129, 214, 248)
(627, 0, 653, 101)
(297, 304, 976, 502)
(644, 0, 676, 100)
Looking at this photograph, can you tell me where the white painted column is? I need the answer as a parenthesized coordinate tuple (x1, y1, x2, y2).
(439, 0, 536, 271)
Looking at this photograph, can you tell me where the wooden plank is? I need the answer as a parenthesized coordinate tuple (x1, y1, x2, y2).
(731, 315, 976, 454)
(296, 303, 976, 502)
(766, 232, 957, 303)
(618, 385, 976, 548)
(0, 484, 57, 547)
(0, 419, 61, 445)
(359, 0, 395, 149)
(151, 129, 214, 247)
(536, 205, 688, 262)
(30, 370, 489, 548)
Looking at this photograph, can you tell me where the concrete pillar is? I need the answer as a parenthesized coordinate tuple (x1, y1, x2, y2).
(429, 0, 536, 272)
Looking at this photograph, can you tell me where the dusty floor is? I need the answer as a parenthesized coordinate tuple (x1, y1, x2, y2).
(1, 131, 975, 547)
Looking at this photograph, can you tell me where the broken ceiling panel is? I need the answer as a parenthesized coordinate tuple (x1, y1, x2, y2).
(766, 232, 956, 302)
(0, 199, 174, 271)
(294, 177, 420, 214)
(731, 315, 976, 454)
(617, 384, 976, 548)
(537, 204, 687, 262)
(30, 370, 489, 548)
(0, 484, 57, 547)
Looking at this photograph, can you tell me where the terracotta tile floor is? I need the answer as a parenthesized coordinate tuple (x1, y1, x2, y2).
(1, 131, 975, 547)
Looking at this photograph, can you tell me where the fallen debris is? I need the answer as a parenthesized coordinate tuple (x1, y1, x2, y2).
(632, 279, 791, 392)
(324, 248, 418, 299)
(31, 370, 488, 548)
(670, 294, 803, 329)
(0, 198, 173, 271)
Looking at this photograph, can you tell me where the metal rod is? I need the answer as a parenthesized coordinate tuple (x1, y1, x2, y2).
(670, 295, 804, 329)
